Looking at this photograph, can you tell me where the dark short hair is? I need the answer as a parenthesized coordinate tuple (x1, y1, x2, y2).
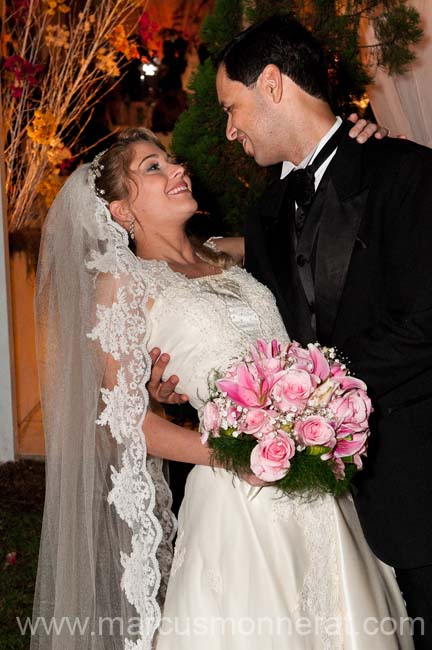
(216, 14, 330, 102)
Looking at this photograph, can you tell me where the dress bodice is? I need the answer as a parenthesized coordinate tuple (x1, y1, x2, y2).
(143, 260, 288, 411)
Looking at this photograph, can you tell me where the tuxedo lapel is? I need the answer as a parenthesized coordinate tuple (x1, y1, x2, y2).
(314, 133, 370, 342)
(315, 181, 368, 341)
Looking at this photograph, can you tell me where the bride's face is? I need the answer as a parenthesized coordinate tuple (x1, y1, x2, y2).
(127, 141, 197, 228)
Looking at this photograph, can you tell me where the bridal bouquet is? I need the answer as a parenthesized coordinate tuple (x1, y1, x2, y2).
(201, 339, 372, 496)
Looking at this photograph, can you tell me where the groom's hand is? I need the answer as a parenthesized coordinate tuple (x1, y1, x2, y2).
(347, 113, 390, 143)
(148, 348, 189, 405)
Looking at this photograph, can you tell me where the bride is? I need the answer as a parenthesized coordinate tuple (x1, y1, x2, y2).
(33, 127, 413, 650)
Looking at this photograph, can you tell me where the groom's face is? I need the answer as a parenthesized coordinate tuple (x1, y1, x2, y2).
(216, 65, 277, 167)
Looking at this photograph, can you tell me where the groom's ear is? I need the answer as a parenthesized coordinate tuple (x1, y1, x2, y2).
(109, 200, 131, 228)
(258, 64, 283, 104)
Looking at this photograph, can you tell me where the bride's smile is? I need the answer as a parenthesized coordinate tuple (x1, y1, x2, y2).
(126, 141, 198, 225)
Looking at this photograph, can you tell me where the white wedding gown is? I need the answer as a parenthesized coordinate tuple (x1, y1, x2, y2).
(143, 259, 413, 650)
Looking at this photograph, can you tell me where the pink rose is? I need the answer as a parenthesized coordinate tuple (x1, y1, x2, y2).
(287, 342, 314, 372)
(225, 405, 239, 427)
(201, 402, 221, 443)
(257, 357, 284, 376)
(271, 369, 315, 411)
(259, 409, 280, 435)
(238, 408, 279, 437)
(295, 416, 336, 448)
(250, 339, 285, 376)
(330, 389, 372, 432)
(238, 408, 269, 435)
(289, 343, 330, 382)
(250, 431, 295, 482)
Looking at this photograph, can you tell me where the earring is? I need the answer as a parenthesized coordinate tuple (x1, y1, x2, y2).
(129, 218, 135, 240)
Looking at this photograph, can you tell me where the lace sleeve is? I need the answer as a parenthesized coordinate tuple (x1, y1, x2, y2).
(87, 248, 176, 648)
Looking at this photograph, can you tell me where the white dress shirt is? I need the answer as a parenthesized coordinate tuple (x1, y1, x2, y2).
(280, 116, 343, 193)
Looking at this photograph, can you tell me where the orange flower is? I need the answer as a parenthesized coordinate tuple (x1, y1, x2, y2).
(44, 25, 70, 49)
(44, 0, 70, 15)
(27, 110, 57, 145)
(47, 137, 72, 165)
(109, 25, 139, 61)
(78, 12, 96, 33)
(96, 48, 120, 77)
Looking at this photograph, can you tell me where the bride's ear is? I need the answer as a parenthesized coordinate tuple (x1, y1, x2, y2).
(109, 200, 132, 229)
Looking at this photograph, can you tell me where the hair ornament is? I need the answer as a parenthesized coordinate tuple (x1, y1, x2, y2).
(88, 149, 109, 201)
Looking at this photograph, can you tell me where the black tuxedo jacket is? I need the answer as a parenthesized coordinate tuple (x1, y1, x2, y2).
(245, 123, 432, 568)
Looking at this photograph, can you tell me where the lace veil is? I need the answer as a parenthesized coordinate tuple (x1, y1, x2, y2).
(32, 162, 176, 650)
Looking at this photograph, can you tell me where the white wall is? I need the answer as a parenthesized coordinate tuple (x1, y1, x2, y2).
(0, 142, 17, 462)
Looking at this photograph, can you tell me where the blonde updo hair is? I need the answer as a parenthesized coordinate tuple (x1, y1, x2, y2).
(94, 127, 234, 269)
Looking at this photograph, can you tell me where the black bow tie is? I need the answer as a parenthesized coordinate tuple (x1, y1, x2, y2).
(284, 166, 316, 207)
(283, 122, 346, 236)
(283, 122, 346, 207)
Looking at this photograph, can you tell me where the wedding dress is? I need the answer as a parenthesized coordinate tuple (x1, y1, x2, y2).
(33, 158, 413, 650)
(142, 259, 413, 650)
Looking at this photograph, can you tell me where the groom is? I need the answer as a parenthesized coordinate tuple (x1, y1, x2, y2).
(214, 14, 432, 649)
(148, 12, 432, 646)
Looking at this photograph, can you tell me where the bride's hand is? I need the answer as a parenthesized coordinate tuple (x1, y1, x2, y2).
(207, 236, 245, 266)
(347, 113, 390, 143)
(348, 114, 408, 141)
(148, 348, 189, 405)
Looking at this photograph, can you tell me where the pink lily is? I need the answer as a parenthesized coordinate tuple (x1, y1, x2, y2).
(321, 430, 368, 462)
(250, 339, 285, 376)
(330, 362, 346, 378)
(337, 375, 368, 392)
(217, 363, 281, 408)
(307, 344, 330, 382)
(333, 432, 368, 459)
(332, 457, 346, 479)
